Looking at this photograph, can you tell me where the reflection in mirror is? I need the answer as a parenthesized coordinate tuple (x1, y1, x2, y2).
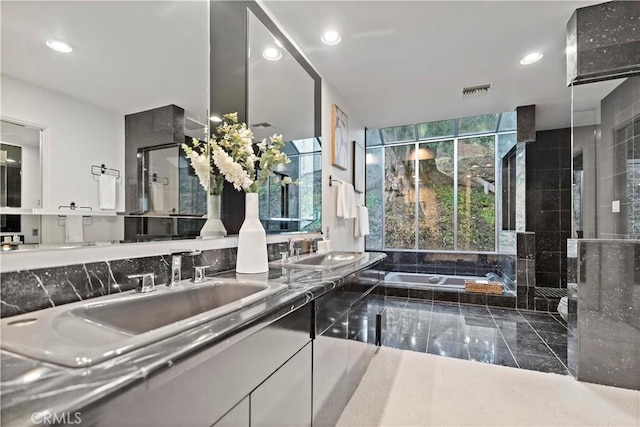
(1, 0, 209, 247)
(0, 119, 42, 246)
(247, 8, 321, 233)
(259, 138, 322, 232)
(0, 120, 41, 209)
(137, 141, 207, 216)
(571, 76, 637, 239)
(247, 10, 314, 143)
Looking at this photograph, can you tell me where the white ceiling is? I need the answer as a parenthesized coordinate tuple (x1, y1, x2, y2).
(1, 0, 622, 135)
(263, 0, 616, 131)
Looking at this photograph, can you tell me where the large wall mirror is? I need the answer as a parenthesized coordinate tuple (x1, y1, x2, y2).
(1, 0, 320, 251)
(211, 1, 322, 235)
(1, 0, 209, 248)
(247, 8, 321, 233)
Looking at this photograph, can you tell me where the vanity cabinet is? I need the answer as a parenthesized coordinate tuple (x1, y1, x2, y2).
(91, 304, 311, 427)
(82, 264, 383, 427)
(312, 268, 382, 427)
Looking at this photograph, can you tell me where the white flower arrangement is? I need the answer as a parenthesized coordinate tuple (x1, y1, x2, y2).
(181, 137, 224, 195)
(211, 113, 293, 193)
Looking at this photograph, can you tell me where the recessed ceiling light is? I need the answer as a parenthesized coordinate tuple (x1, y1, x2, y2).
(520, 52, 543, 65)
(262, 47, 282, 61)
(209, 116, 222, 123)
(321, 30, 341, 46)
(46, 39, 72, 53)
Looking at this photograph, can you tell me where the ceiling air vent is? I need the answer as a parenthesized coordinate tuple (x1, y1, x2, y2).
(462, 84, 492, 99)
(251, 122, 273, 129)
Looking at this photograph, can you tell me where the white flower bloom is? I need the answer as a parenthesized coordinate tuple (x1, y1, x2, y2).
(212, 147, 254, 191)
(281, 176, 292, 186)
(187, 152, 210, 191)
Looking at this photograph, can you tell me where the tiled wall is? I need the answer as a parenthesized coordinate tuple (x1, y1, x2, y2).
(571, 240, 640, 390)
(516, 232, 536, 310)
(567, 1, 640, 85)
(377, 250, 509, 277)
(526, 128, 572, 289)
(0, 241, 290, 319)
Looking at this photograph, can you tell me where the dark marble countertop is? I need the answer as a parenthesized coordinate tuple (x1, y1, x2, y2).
(0, 252, 385, 427)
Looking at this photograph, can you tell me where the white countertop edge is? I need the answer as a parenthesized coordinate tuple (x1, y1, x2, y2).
(0, 232, 322, 273)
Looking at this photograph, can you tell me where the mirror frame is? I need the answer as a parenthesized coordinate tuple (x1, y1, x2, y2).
(210, 0, 321, 234)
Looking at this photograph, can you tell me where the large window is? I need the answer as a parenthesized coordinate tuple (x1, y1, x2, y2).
(365, 112, 516, 253)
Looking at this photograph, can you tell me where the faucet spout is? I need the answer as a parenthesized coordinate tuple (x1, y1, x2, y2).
(169, 249, 202, 287)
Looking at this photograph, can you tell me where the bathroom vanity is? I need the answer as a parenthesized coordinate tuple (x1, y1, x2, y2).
(0, 252, 385, 427)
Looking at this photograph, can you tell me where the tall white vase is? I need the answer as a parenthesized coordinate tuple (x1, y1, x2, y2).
(236, 192, 268, 273)
(200, 194, 227, 239)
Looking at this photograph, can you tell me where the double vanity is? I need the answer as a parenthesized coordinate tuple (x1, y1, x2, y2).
(1, 249, 385, 427)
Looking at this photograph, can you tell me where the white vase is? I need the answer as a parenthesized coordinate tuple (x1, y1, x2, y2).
(236, 192, 268, 273)
(200, 194, 227, 239)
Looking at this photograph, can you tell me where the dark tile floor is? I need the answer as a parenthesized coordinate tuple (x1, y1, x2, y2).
(378, 296, 573, 375)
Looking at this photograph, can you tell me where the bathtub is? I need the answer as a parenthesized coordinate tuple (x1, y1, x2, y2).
(384, 272, 489, 290)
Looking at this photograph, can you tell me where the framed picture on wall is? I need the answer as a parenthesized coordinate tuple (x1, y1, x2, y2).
(331, 104, 349, 170)
(353, 141, 364, 193)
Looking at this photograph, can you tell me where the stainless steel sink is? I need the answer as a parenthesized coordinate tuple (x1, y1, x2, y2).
(0, 279, 287, 367)
(74, 283, 268, 335)
(273, 251, 364, 270)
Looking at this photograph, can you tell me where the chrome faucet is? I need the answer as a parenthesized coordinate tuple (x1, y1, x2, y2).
(288, 238, 303, 260)
(127, 273, 156, 293)
(288, 238, 315, 260)
(169, 250, 202, 287)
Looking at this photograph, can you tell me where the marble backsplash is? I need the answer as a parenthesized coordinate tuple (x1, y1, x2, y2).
(0, 241, 290, 318)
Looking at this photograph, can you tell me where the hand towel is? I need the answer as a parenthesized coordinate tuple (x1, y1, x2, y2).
(345, 183, 357, 219)
(337, 180, 347, 218)
(65, 215, 84, 243)
(99, 174, 117, 210)
(151, 181, 164, 212)
(354, 205, 370, 238)
(337, 181, 357, 219)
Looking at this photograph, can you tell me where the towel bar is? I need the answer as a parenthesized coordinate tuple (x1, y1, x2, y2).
(328, 175, 343, 186)
(91, 164, 120, 179)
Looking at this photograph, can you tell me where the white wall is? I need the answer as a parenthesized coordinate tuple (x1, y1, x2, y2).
(1, 75, 125, 211)
(321, 80, 366, 252)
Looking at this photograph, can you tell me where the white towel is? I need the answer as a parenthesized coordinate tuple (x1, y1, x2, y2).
(65, 215, 84, 243)
(336, 181, 357, 219)
(151, 181, 164, 212)
(354, 205, 370, 238)
(99, 174, 117, 210)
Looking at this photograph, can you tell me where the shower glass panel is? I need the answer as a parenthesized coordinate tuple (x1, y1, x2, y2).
(571, 76, 635, 239)
(417, 140, 454, 250)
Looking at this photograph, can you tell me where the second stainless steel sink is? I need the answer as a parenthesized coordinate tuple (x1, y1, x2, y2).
(274, 251, 364, 270)
(0, 279, 287, 367)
